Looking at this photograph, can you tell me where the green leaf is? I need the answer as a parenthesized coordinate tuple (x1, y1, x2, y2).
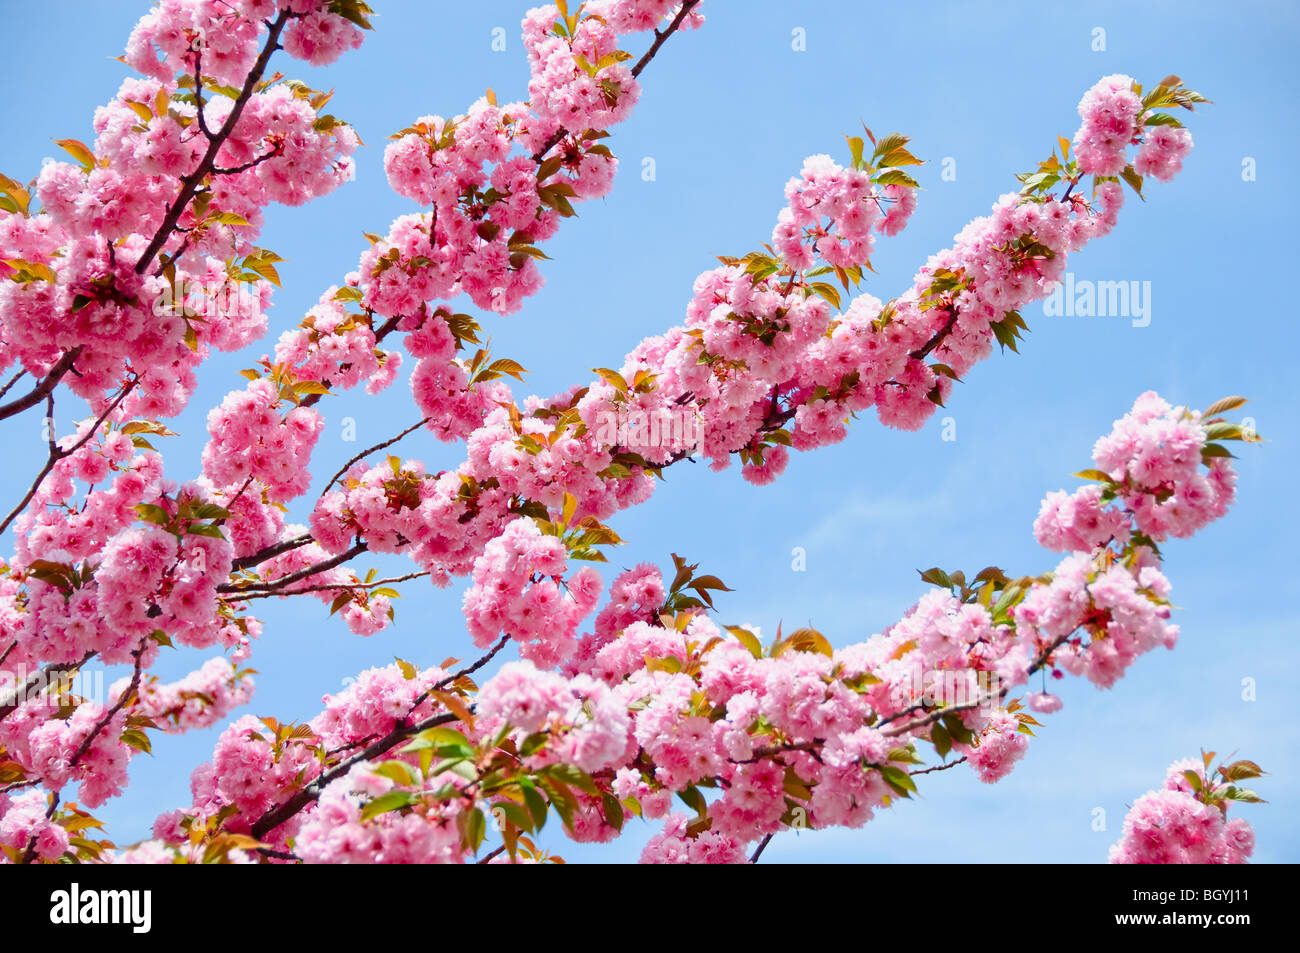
(458, 806, 487, 851)
(544, 763, 599, 796)
(487, 358, 528, 381)
(185, 522, 226, 539)
(134, 503, 171, 525)
(327, 0, 376, 30)
(601, 791, 625, 831)
(494, 800, 533, 833)
(677, 785, 708, 817)
(873, 168, 919, 188)
(807, 281, 842, 310)
(53, 138, 96, 171)
(119, 729, 152, 755)
(845, 135, 865, 169)
(243, 254, 282, 287)
(931, 721, 952, 757)
(371, 760, 419, 786)
(359, 790, 416, 822)
(593, 367, 628, 394)
(521, 782, 549, 829)
(1120, 164, 1145, 201)
(878, 764, 917, 798)
(519, 732, 549, 757)
(919, 567, 954, 590)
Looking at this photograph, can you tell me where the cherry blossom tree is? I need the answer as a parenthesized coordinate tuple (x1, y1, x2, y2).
(0, 0, 1260, 864)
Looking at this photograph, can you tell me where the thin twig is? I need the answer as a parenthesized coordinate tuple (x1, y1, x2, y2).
(235, 570, 428, 601)
(321, 417, 430, 495)
(249, 709, 460, 839)
(0, 347, 83, 423)
(0, 370, 26, 401)
(249, 634, 511, 839)
(912, 757, 968, 775)
(0, 651, 97, 721)
(218, 541, 368, 594)
(0, 377, 138, 536)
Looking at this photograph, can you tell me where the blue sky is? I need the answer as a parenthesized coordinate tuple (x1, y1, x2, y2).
(2, 1, 1297, 863)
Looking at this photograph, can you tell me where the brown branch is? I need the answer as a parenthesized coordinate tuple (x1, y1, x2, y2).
(0, 370, 26, 401)
(250, 709, 460, 839)
(20, 637, 147, 863)
(219, 541, 368, 594)
(912, 757, 968, 775)
(254, 846, 300, 862)
(0, 651, 96, 723)
(749, 833, 774, 863)
(235, 570, 428, 601)
(132, 9, 294, 276)
(65, 639, 147, 770)
(230, 532, 313, 572)
(427, 634, 509, 696)
(211, 142, 284, 177)
(909, 307, 958, 362)
(630, 0, 699, 78)
(0, 377, 137, 536)
(249, 633, 511, 839)
(882, 630, 1074, 738)
(321, 417, 430, 495)
(192, 41, 214, 139)
(0, 347, 83, 423)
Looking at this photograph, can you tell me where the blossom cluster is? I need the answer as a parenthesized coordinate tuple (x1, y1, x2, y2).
(461, 518, 604, 667)
(1, 0, 365, 417)
(1109, 757, 1260, 864)
(130, 393, 1253, 865)
(131, 657, 255, 733)
(203, 379, 325, 503)
(0, 0, 1234, 870)
(0, 699, 133, 811)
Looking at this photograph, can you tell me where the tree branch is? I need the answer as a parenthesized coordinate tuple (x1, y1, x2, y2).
(235, 570, 428, 601)
(219, 541, 368, 594)
(0, 347, 83, 423)
(0, 651, 96, 723)
(629, 0, 699, 79)
(249, 709, 460, 840)
(132, 9, 294, 276)
(909, 307, 959, 362)
(321, 416, 430, 495)
(248, 634, 510, 841)
(0, 376, 137, 536)
(230, 532, 313, 572)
